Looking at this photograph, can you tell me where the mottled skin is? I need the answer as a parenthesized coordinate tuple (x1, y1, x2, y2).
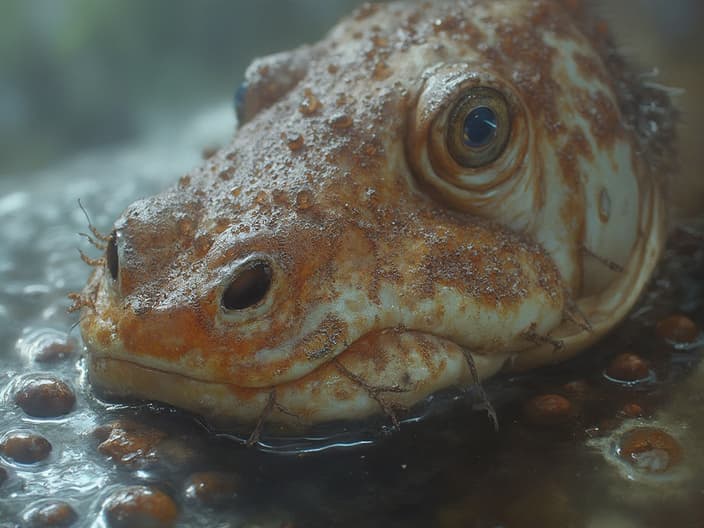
(79, 0, 675, 429)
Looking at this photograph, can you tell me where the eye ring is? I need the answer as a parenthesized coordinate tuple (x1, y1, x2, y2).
(446, 87, 511, 168)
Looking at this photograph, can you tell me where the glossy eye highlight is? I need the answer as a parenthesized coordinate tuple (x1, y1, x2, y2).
(447, 87, 510, 168)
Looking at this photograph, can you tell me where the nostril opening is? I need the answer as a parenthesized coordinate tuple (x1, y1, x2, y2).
(222, 259, 273, 311)
(106, 231, 119, 280)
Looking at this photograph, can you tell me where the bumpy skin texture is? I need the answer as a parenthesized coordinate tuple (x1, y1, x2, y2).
(80, 0, 675, 428)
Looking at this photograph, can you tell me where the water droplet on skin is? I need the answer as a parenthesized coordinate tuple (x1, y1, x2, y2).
(281, 131, 305, 151)
(330, 113, 353, 130)
(295, 189, 314, 210)
(598, 188, 611, 222)
(299, 89, 321, 116)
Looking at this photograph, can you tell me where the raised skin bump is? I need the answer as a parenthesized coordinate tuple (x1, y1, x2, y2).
(79, 0, 675, 430)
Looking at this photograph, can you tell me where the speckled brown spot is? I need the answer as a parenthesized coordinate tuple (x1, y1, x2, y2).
(298, 315, 348, 361)
(282, 131, 305, 151)
(299, 88, 321, 116)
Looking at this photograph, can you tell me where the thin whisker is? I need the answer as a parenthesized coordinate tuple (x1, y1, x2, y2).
(334, 359, 405, 429)
(246, 389, 276, 447)
(461, 349, 498, 431)
(581, 246, 624, 273)
(78, 249, 105, 267)
(78, 199, 111, 243)
(521, 323, 565, 352)
(78, 232, 107, 251)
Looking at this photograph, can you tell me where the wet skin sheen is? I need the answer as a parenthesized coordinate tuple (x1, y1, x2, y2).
(77, 0, 676, 429)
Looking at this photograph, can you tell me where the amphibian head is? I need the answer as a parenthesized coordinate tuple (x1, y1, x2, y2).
(78, 0, 675, 434)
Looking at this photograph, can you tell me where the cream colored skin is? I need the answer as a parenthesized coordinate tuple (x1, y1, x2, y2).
(79, 0, 672, 430)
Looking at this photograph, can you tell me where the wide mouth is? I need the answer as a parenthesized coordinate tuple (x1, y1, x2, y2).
(87, 328, 510, 435)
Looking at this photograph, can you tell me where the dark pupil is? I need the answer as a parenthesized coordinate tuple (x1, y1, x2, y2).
(463, 106, 497, 148)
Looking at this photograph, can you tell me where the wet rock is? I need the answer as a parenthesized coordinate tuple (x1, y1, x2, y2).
(93, 420, 166, 469)
(605, 353, 651, 382)
(523, 394, 572, 426)
(103, 486, 179, 528)
(616, 427, 682, 473)
(14, 375, 76, 418)
(184, 471, 241, 506)
(0, 430, 52, 463)
(0, 465, 7, 485)
(93, 420, 196, 470)
(22, 500, 78, 527)
(656, 314, 700, 345)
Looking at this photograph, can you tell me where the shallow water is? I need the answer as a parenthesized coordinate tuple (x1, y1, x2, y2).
(2, 2, 704, 527)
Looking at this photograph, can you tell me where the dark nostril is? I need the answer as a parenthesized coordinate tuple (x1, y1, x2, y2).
(106, 231, 119, 280)
(222, 259, 273, 311)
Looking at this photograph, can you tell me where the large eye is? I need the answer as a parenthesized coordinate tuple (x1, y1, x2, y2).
(446, 87, 511, 168)
(407, 66, 530, 216)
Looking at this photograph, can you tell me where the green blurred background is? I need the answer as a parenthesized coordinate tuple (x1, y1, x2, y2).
(0, 0, 702, 214)
(0, 1, 365, 174)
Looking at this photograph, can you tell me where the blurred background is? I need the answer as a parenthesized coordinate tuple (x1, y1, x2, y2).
(0, 0, 702, 215)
